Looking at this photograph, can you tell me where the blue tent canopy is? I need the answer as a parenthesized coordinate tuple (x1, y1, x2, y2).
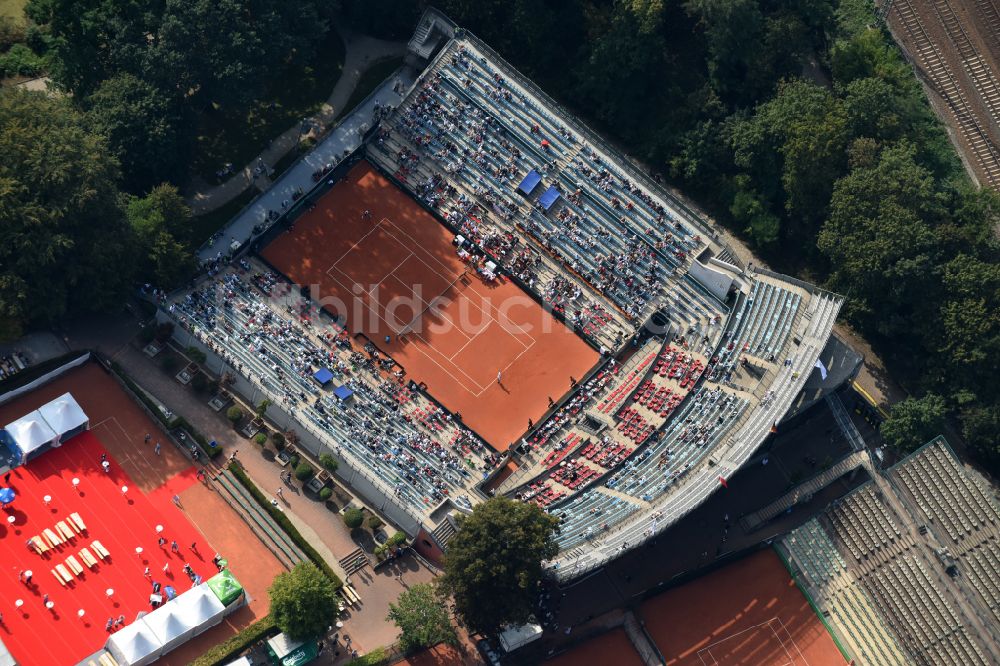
(539, 186, 561, 211)
(333, 385, 354, 402)
(313, 368, 334, 386)
(518, 170, 542, 195)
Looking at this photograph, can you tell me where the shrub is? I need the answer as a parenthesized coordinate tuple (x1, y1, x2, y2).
(289, 454, 300, 469)
(271, 432, 286, 449)
(154, 321, 175, 343)
(344, 647, 388, 666)
(254, 432, 268, 446)
(160, 354, 179, 373)
(388, 531, 407, 547)
(319, 453, 339, 473)
(138, 325, 157, 345)
(190, 614, 278, 666)
(343, 507, 364, 530)
(293, 462, 315, 481)
(318, 486, 333, 501)
(226, 406, 244, 425)
(367, 514, 384, 531)
(190, 372, 208, 393)
(0, 44, 43, 78)
(186, 345, 207, 364)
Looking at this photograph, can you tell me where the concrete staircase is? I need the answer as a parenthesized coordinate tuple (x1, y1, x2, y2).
(740, 450, 869, 532)
(212, 468, 307, 569)
(339, 547, 370, 577)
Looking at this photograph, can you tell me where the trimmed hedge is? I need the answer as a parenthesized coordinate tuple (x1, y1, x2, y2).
(344, 647, 389, 666)
(190, 614, 278, 666)
(109, 361, 223, 459)
(228, 463, 343, 589)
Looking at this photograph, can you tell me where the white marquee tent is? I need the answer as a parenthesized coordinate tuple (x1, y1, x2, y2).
(106, 619, 161, 666)
(38, 393, 89, 441)
(142, 604, 195, 655)
(3, 412, 57, 462)
(173, 583, 226, 636)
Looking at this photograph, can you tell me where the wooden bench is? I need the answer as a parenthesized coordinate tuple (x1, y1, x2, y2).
(66, 555, 84, 576)
(43, 528, 62, 547)
(51, 568, 67, 586)
(56, 521, 75, 541)
(341, 583, 361, 606)
(91, 540, 109, 560)
(70, 512, 87, 533)
(79, 547, 98, 568)
(55, 563, 72, 583)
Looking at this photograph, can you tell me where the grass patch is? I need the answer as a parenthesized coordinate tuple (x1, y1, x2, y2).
(189, 186, 258, 247)
(0, 0, 26, 23)
(192, 29, 346, 184)
(337, 56, 405, 121)
(227, 462, 343, 590)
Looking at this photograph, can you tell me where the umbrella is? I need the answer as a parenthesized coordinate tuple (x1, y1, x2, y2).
(0, 487, 15, 505)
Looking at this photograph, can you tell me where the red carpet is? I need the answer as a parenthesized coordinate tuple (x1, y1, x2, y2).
(0, 431, 211, 666)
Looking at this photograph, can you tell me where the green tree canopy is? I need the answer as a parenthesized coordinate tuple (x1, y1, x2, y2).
(880, 394, 948, 452)
(387, 582, 458, 653)
(439, 497, 558, 634)
(85, 73, 188, 193)
(268, 563, 339, 641)
(0, 88, 135, 334)
(124, 184, 198, 289)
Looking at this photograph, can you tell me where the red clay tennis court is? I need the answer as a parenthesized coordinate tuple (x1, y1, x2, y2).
(262, 161, 598, 450)
(544, 627, 645, 666)
(0, 362, 282, 665)
(639, 549, 846, 666)
(0, 430, 208, 665)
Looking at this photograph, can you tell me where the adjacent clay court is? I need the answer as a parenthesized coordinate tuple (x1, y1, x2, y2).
(639, 549, 846, 666)
(0, 362, 281, 665)
(261, 161, 599, 450)
(544, 627, 645, 666)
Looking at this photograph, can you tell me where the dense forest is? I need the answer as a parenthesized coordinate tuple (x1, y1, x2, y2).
(1, 0, 997, 469)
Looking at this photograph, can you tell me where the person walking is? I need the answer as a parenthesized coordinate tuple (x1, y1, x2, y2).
(497, 370, 502, 384)
(276, 487, 284, 499)
(170, 540, 179, 553)
(144, 566, 151, 579)
(144, 433, 151, 444)
(154, 442, 161, 456)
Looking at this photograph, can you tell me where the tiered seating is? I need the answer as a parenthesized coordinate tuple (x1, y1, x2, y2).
(549, 459, 599, 490)
(542, 432, 585, 469)
(829, 584, 911, 666)
(375, 40, 709, 324)
(961, 538, 1000, 624)
(785, 519, 846, 588)
(581, 440, 633, 468)
(552, 489, 640, 550)
(520, 481, 565, 508)
(828, 486, 902, 562)
(615, 407, 655, 444)
(607, 389, 748, 502)
(596, 351, 657, 414)
(709, 279, 802, 382)
(864, 554, 988, 665)
(171, 266, 489, 515)
(893, 440, 1000, 545)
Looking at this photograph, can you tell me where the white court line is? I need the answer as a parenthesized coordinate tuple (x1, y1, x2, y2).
(318, 215, 545, 399)
(774, 616, 809, 665)
(696, 618, 796, 666)
(325, 217, 399, 275)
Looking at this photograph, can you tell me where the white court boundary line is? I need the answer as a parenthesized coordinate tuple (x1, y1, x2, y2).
(321, 217, 540, 397)
(696, 617, 804, 666)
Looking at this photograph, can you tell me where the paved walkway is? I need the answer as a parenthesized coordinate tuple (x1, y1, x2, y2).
(91, 339, 433, 652)
(187, 26, 409, 216)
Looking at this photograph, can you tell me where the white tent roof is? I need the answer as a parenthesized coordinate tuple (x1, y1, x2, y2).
(106, 620, 161, 666)
(4, 412, 57, 456)
(37, 393, 88, 436)
(172, 583, 226, 632)
(142, 604, 194, 650)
